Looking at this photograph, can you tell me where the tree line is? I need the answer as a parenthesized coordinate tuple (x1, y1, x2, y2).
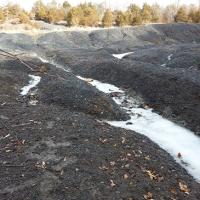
(0, 1, 200, 27)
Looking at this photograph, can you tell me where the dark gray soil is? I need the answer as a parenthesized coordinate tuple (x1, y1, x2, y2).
(46, 24, 200, 134)
(0, 23, 200, 199)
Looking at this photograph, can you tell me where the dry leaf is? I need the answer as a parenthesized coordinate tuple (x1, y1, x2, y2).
(138, 150, 143, 154)
(110, 180, 116, 187)
(157, 176, 164, 182)
(110, 161, 116, 166)
(60, 169, 64, 175)
(145, 155, 150, 160)
(145, 170, 158, 180)
(41, 161, 46, 169)
(144, 192, 153, 200)
(99, 138, 108, 144)
(179, 182, 190, 194)
(99, 166, 109, 170)
(125, 164, 130, 168)
(144, 105, 150, 109)
(121, 137, 126, 144)
(35, 161, 46, 169)
(123, 174, 129, 179)
(170, 188, 177, 195)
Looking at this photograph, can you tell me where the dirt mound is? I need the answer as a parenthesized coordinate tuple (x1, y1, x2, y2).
(37, 64, 128, 120)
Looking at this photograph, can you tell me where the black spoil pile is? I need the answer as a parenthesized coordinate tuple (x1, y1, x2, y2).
(0, 23, 200, 199)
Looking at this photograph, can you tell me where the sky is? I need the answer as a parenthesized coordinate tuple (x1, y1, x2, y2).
(0, 0, 199, 11)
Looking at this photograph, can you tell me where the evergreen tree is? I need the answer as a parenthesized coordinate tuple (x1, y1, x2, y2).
(0, 7, 4, 23)
(102, 9, 113, 27)
(18, 11, 31, 24)
(115, 11, 128, 26)
(45, 7, 65, 23)
(67, 7, 83, 26)
(79, 3, 99, 27)
(45, 1, 65, 23)
(188, 7, 200, 23)
(174, 6, 189, 23)
(63, 1, 71, 9)
(6, 3, 21, 17)
(32, 0, 47, 21)
(127, 4, 142, 25)
(141, 3, 153, 23)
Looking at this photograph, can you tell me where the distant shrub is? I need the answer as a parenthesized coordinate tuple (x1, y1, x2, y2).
(1, 1, 200, 28)
(102, 9, 113, 27)
(4, 3, 31, 24)
(67, 3, 99, 27)
(188, 7, 200, 23)
(62, 1, 71, 10)
(141, 3, 153, 23)
(6, 4, 21, 17)
(67, 7, 83, 26)
(32, 0, 47, 21)
(79, 3, 99, 27)
(45, 8, 65, 23)
(115, 11, 128, 26)
(0, 8, 5, 23)
(18, 12, 31, 24)
(174, 6, 189, 23)
(33, 0, 65, 24)
(127, 4, 142, 25)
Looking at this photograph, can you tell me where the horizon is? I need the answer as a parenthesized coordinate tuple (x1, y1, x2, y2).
(0, 0, 199, 11)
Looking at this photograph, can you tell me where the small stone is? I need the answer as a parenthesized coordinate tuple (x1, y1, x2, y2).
(110, 180, 116, 187)
(125, 164, 130, 168)
(123, 174, 129, 179)
(144, 105, 150, 109)
(110, 161, 116, 166)
(177, 152, 182, 159)
(121, 137, 126, 144)
(126, 122, 133, 125)
(46, 121, 55, 129)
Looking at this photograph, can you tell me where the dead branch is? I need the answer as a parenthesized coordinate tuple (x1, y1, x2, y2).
(0, 49, 34, 71)
(1, 165, 24, 167)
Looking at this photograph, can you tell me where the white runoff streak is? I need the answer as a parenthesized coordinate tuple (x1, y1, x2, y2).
(79, 76, 200, 183)
(77, 76, 123, 93)
(112, 52, 134, 59)
(168, 54, 173, 61)
(37, 56, 70, 73)
(161, 63, 166, 67)
(20, 75, 41, 96)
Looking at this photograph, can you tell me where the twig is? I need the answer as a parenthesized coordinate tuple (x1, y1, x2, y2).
(12, 123, 32, 127)
(1, 165, 24, 167)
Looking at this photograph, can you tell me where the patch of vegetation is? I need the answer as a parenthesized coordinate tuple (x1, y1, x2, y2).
(0, 7, 5, 23)
(174, 6, 189, 23)
(115, 11, 129, 26)
(0, 1, 200, 27)
(102, 9, 113, 27)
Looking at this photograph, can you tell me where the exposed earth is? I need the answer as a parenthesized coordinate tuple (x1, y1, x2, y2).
(0, 23, 200, 199)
